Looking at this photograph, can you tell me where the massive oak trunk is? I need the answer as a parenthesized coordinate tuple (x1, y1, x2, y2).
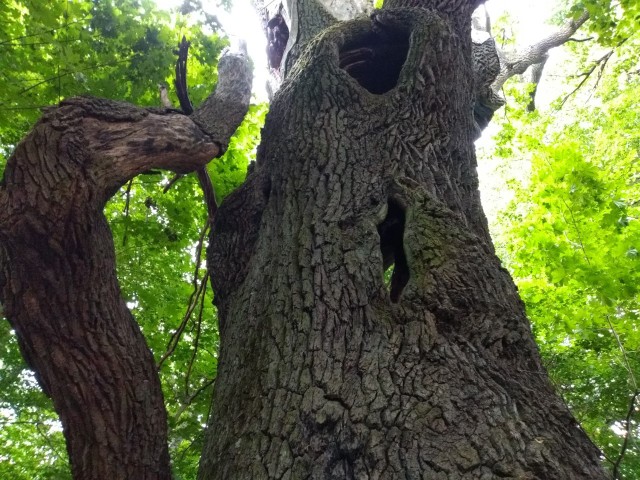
(0, 0, 609, 478)
(200, 2, 607, 479)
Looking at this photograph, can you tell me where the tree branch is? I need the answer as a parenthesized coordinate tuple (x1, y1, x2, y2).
(282, 0, 337, 76)
(0, 40, 252, 480)
(174, 36, 194, 114)
(493, 10, 589, 90)
(567, 36, 594, 43)
(559, 48, 614, 108)
(190, 51, 253, 152)
(162, 38, 234, 220)
(526, 57, 548, 112)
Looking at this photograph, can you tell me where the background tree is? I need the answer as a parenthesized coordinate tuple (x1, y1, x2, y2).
(480, 12, 640, 476)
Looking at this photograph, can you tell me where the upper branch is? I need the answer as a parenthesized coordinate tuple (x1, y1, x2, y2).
(0, 50, 252, 218)
(190, 51, 253, 152)
(493, 10, 589, 90)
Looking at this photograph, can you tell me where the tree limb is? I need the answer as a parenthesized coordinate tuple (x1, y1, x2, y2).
(174, 36, 194, 114)
(282, 0, 337, 76)
(559, 48, 614, 108)
(493, 10, 589, 90)
(0, 43, 252, 480)
(164, 38, 237, 220)
(526, 57, 548, 112)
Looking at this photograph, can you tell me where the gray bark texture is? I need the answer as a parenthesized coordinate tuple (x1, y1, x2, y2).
(200, 1, 608, 479)
(0, 52, 252, 479)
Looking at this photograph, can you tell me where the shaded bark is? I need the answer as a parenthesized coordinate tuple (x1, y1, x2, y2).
(0, 51, 252, 479)
(201, 3, 607, 479)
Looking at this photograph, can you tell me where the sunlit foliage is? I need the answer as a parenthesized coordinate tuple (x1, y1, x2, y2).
(489, 31, 640, 478)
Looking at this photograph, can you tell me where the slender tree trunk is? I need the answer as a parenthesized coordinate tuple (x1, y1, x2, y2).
(199, 2, 607, 479)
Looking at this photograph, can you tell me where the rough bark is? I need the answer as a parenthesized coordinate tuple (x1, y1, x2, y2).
(0, 52, 251, 479)
(200, 3, 607, 480)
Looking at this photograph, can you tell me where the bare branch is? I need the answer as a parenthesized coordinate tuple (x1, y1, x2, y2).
(559, 49, 614, 108)
(190, 51, 253, 152)
(156, 271, 210, 370)
(174, 36, 194, 114)
(567, 36, 594, 43)
(163, 173, 184, 193)
(173, 377, 216, 424)
(527, 58, 548, 112)
(493, 10, 589, 90)
(163, 38, 232, 219)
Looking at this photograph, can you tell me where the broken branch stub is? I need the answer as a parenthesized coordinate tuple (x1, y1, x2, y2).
(190, 51, 253, 153)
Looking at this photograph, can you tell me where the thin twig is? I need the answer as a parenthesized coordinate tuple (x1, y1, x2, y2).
(162, 173, 184, 193)
(192, 221, 209, 288)
(559, 60, 602, 108)
(184, 279, 207, 396)
(0, 18, 88, 45)
(122, 179, 134, 247)
(612, 390, 639, 479)
(606, 316, 638, 390)
(559, 38, 628, 108)
(174, 377, 216, 423)
(34, 421, 65, 460)
(156, 271, 209, 370)
(0, 105, 50, 111)
(0, 38, 79, 48)
(174, 428, 206, 463)
(18, 58, 133, 95)
(566, 36, 594, 43)
(539, 157, 591, 265)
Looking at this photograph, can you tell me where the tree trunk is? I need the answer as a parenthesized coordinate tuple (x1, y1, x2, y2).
(200, 2, 607, 479)
(0, 52, 252, 479)
(0, 1, 609, 478)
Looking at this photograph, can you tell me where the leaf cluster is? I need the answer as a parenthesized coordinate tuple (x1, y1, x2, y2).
(572, 0, 640, 45)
